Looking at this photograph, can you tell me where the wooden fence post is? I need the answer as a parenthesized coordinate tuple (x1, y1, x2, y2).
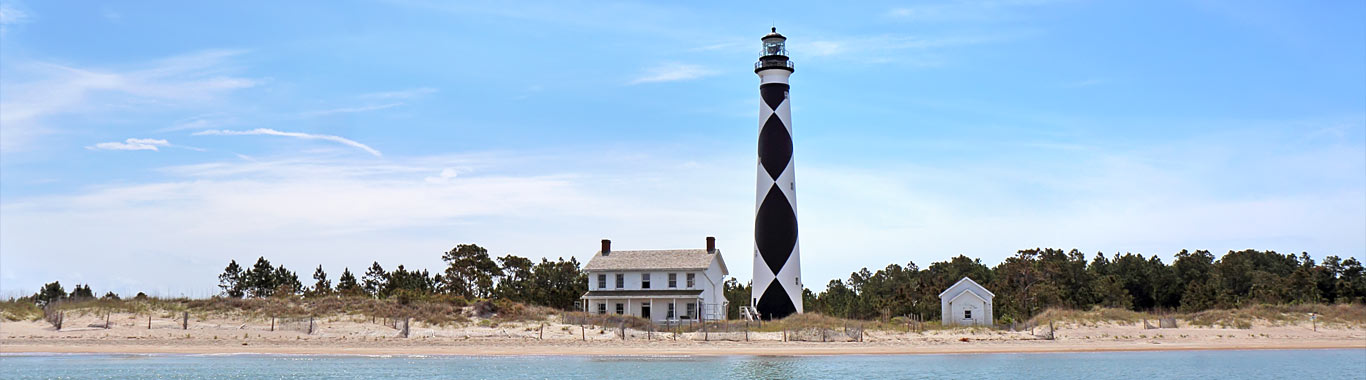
(619, 322, 625, 341)
(581, 325, 586, 341)
(147, 315, 152, 330)
(308, 317, 315, 335)
(271, 317, 276, 332)
(539, 323, 544, 340)
(182, 312, 188, 330)
(105, 312, 111, 329)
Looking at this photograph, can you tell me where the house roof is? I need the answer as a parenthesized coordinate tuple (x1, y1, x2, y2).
(580, 289, 704, 298)
(938, 276, 995, 299)
(583, 249, 728, 274)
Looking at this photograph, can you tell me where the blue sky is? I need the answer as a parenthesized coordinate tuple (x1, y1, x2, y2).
(1, 0, 1363, 297)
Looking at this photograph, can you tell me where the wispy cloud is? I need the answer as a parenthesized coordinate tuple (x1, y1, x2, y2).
(86, 138, 170, 151)
(793, 34, 1007, 65)
(0, 49, 256, 152)
(300, 103, 404, 117)
(0, 150, 748, 295)
(360, 87, 437, 100)
(628, 63, 717, 85)
(159, 115, 237, 132)
(886, 0, 1067, 22)
(0, 2, 31, 34)
(193, 128, 383, 157)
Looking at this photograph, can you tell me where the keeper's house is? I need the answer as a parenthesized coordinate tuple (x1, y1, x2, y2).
(580, 237, 730, 322)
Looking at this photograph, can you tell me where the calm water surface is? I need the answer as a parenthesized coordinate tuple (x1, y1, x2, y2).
(2, 349, 1362, 379)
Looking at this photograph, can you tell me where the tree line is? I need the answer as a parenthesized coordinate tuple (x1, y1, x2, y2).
(790, 249, 1364, 323)
(214, 244, 588, 310)
(25, 245, 1363, 324)
(27, 282, 129, 306)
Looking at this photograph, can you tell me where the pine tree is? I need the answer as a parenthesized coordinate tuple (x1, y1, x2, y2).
(274, 265, 303, 296)
(69, 284, 95, 300)
(245, 257, 277, 298)
(362, 262, 387, 298)
(311, 265, 332, 296)
(218, 260, 246, 298)
(34, 281, 66, 306)
(441, 244, 500, 299)
(336, 268, 362, 296)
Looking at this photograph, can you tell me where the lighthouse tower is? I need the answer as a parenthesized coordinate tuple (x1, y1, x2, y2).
(751, 27, 802, 320)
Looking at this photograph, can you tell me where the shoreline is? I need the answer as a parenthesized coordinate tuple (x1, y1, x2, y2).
(4, 340, 1362, 356)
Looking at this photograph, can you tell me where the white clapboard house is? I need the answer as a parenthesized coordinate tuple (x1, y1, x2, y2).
(939, 277, 995, 326)
(580, 237, 730, 322)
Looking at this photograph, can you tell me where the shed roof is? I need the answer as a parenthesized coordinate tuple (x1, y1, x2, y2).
(938, 277, 995, 299)
(583, 249, 728, 274)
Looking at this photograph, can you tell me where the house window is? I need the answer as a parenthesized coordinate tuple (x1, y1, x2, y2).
(616, 303, 624, 315)
(668, 273, 677, 288)
(964, 310, 972, 319)
(686, 303, 696, 319)
(597, 303, 606, 314)
(615, 273, 624, 289)
(667, 303, 675, 319)
(642, 273, 651, 289)
(597, 274, 606, 289)
(686, 273, 695, 288)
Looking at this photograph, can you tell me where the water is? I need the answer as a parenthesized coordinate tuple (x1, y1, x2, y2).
(1, 349, 1362, 379)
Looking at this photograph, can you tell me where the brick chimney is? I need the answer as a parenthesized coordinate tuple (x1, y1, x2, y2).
(601, 239, 611, 256)
(706, 236, 716, 253)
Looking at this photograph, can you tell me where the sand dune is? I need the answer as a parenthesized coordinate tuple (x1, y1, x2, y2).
(3, 311, 1361, 356)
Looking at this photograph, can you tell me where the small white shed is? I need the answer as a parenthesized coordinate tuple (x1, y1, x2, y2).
(939, 277, 994, 326)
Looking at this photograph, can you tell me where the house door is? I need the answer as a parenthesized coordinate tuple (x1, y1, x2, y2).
(641, 305, 651, 319)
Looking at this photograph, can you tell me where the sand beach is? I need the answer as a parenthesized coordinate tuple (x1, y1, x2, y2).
(4, 310, 1361, 356)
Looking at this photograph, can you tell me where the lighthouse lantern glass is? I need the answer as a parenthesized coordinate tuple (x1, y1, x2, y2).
(763, 39, 785, 56)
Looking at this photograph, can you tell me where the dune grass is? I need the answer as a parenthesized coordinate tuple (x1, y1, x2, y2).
(8, 296, 1362, 332)
(1029, 304, 1366, 329)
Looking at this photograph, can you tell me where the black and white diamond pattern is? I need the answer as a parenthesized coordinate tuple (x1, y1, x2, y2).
(752, 82, 801, 320)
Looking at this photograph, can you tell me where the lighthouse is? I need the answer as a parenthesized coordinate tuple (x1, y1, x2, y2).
(751, 27, 802, 320)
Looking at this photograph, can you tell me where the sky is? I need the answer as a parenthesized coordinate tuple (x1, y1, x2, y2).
(1, 0, 1363, 298)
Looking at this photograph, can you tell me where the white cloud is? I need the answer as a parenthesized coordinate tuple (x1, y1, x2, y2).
(2, 121, 1363, 296)
(0, 49, 256, 152)
(628, 63, 717, 85)
(424, 167, 462, 184)
(193, 128, 383, 157)
(87, 138, 170, 151)
(0, 151, 751, 296)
